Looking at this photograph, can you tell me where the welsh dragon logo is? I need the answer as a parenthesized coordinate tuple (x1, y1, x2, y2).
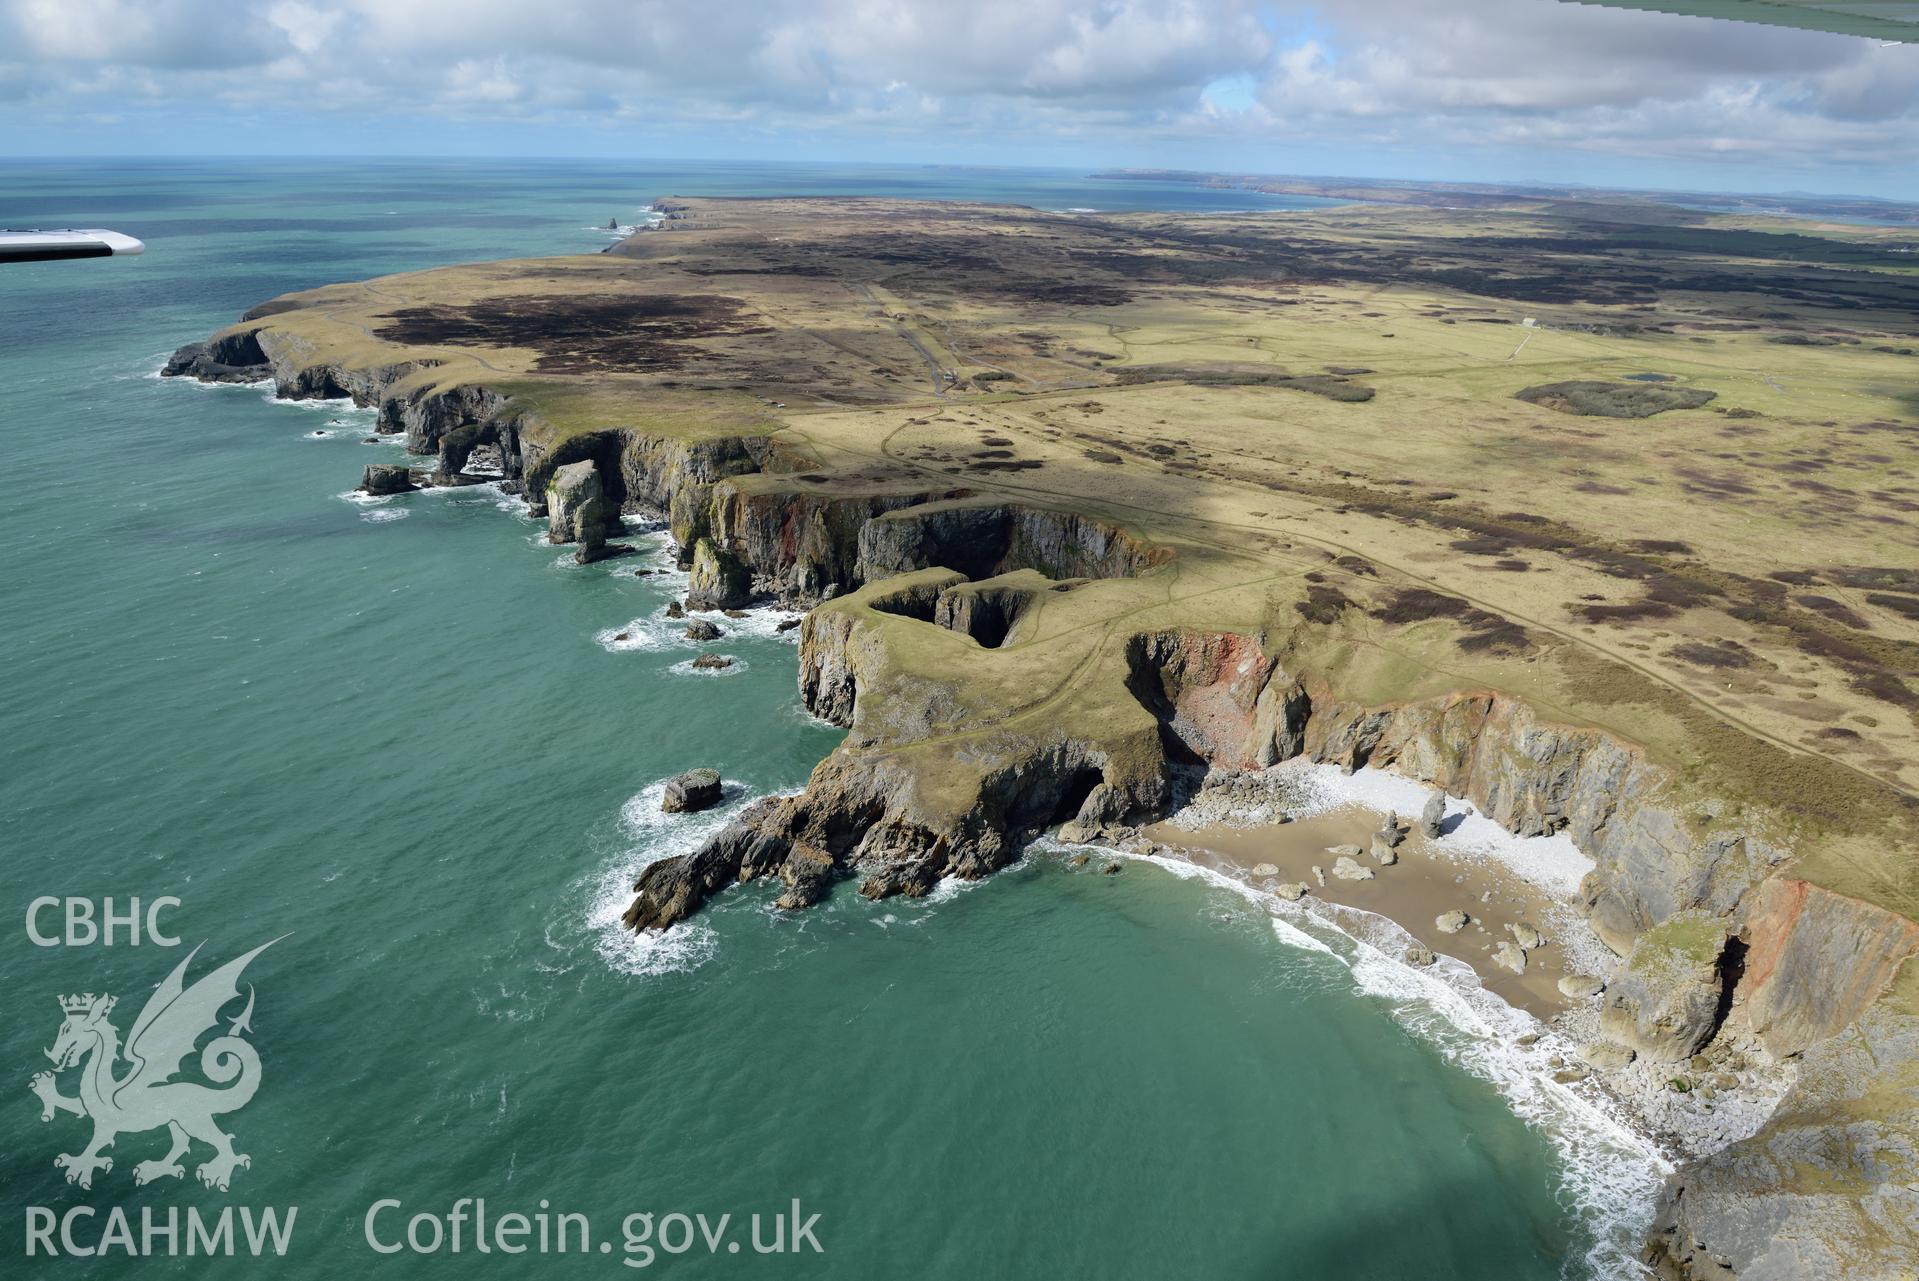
(30, 939, 281, 1192)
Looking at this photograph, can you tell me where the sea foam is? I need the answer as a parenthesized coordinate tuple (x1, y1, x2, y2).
(583, 779, 761, 978)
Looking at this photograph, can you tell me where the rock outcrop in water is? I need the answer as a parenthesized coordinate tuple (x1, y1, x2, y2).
(360, 463, 419, 496)
(165, 322, 1919, 1281)
(546, 460, 619, 563)
(686, 537, 752, 610)
(162, 331, 270, 383)
(662, 769, 722, 814)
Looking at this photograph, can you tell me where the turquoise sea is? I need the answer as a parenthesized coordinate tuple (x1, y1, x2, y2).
(1, 160, 1655, 1279)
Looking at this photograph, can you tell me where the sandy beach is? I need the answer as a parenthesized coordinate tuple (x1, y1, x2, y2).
(1101, 760, 1604, 1020)
(1145, 806, 1579, 1018)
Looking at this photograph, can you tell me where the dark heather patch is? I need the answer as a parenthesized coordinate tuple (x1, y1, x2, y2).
(1630, 539, 1695, 555)
(1515, 380, 1716, 418)
(1816, 726, 1862, 741)
(1082, 450, 1122, 464)
(375, 293, 772, 374)
(1458, 618, 1532, 654)
(1577, 569, 1717, 623)
(1113, 364, 1376, 402)
(1583, 599, 1675, 623)
(1333, 555, 1378, 577)
(1376, 588, 1529, 653)
(1296, 584, 1354, 625)
(1770, 569, 1822, 586)
(1670, 640, 1754, 669)
(1868, 593, 1919, 621)
(1675, 468, 1758, 497)
(1854, 670, 1919, 709)
(1493, 559, 1531, 571)
(1380, 589, 1470, 625)
(1833, 567, 1919, 593)
(1796, 594, 1871, 629)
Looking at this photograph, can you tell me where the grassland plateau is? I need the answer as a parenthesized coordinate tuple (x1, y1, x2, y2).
(168, 192, 1919, 1280)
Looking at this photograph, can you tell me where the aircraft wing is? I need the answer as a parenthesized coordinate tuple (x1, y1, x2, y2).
(1569, 1, 1919, 42)
(0, 229, 146, 264)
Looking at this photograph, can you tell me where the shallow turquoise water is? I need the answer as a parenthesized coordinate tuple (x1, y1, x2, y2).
(2, 161, 1636, 1278)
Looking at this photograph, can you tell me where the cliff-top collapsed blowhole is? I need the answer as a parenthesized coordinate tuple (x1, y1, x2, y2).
(169, 194, 1919, 1278)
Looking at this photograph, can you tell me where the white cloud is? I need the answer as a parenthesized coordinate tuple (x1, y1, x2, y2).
(0, 0, 1914, 187)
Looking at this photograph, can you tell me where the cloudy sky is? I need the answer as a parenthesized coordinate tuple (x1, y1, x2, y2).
(2, 0, 1915, 198)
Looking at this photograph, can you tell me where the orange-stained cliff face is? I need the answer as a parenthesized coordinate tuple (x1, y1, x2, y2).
(1741, 876, 1919, 1058)
(1124, 630, 1286, 770)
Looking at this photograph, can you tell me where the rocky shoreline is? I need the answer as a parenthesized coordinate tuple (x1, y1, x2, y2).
(164, 313, 1919, 1280)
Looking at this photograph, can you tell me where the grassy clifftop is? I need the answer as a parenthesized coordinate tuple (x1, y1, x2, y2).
(215, 194, 1919, 915)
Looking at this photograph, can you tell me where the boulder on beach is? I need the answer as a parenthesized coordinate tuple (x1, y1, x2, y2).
(360, 463, 419, 496)
(1380, 812, 1405, 847)
(1404, 945, 1437, 968)
(661, 768, 722, 813)
(1493, 941, 1528, 974)
(1508, 922, 1547, 950)
(1311, 865, 1326, 887)
(1275, 882, 1310, 901)
(1055, 817, 1096, 844)
(1251, 862, 1280, 877)
(1326, 844, 1363, 859)
(1580, 1041, 1636, 1072)
(1436, 910, 1470, 934)
(685, 619, 723, 641)
(1420, 792, 1446, 839)
(1331, 856, 1374, 881)
(1559, 974, 1606, 999)
(1370, 832, 1398, 866)
(1599, 911, 1730, 1063)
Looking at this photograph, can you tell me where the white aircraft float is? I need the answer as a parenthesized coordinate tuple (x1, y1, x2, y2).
(0, 228, 145, 264)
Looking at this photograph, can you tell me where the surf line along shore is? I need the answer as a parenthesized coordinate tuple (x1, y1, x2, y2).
(163, 193, 1919, 1279)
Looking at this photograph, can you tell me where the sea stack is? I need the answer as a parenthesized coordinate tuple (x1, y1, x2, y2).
(359, 463, 419, 496)
(686, 536, 753, 609)
(661, 768, 723, 813)
(546, 460, 618, 563)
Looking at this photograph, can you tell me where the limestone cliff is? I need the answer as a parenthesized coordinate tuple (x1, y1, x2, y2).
(165, 331, 1919, 1281)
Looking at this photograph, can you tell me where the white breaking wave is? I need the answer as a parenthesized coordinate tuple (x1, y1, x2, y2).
(594, 616, 677, 653)
(584, 780, 759, 978)
(668, 656, 746, 678)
